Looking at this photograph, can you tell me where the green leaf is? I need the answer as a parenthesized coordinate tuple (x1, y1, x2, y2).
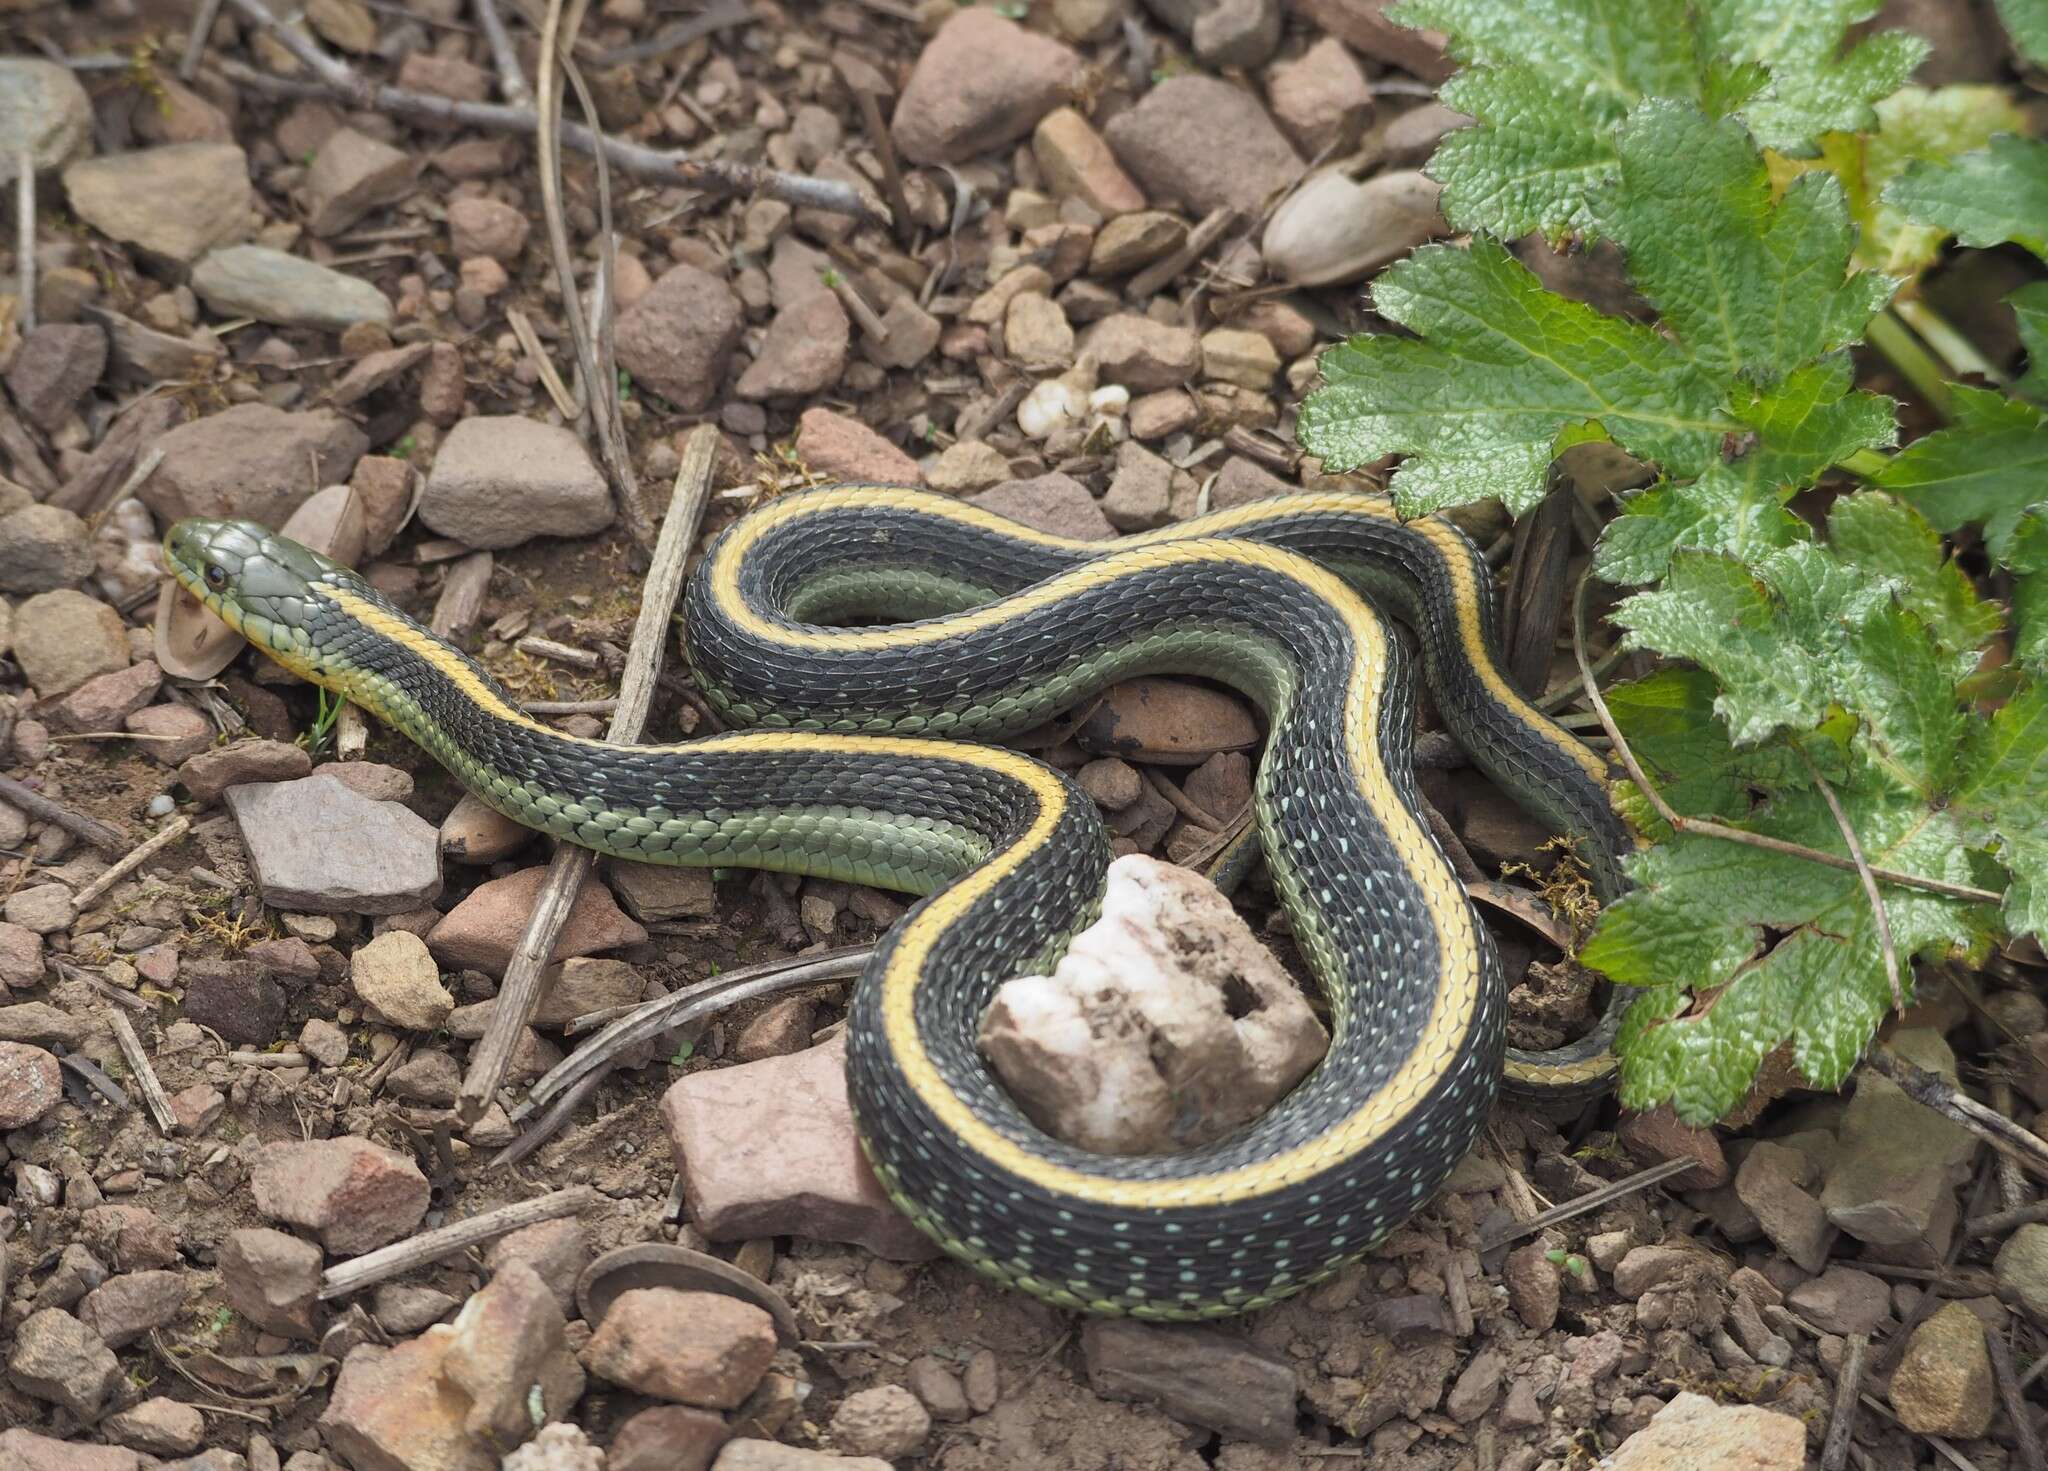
(1994, 0, 2048, 65)
(1852, 86, 2029, 277)
(1591, 777, 1980, 1121)
(1592, 464, 1808, 587)
(1953, 683, 2048, 938)
(1297, 240, 1728, 514)
(2012, 282, 2048, 403)
(1886, 134, 2048, 262)
(1609, 102, 1895, 383)
(1396, 0, 1923, 238)
(1603, 667, 1828, 827)
(1824, 492, 2002, 656)
(2010, 507, 2048, 674)
(1836, 599, 1968, 795)
(1726, 356, 1898, 493)
(1872, 384, 2048, 561)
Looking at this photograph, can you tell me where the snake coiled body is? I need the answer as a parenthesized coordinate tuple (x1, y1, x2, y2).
(166, 484, 1637, 1320)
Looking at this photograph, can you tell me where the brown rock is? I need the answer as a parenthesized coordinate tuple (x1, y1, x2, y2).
(615, 264, 744, 412)
(8, 1309, 122, 1418)
(1201, 328, 1279, 390)
(861, 296, 944, 370)
(1735, 1141, 1831, 1273)
(13, 588, 129, 696)
(1078, 677, 1260, 762)
(0, 1432, 138, 1471)
(76, 1269, 187, 1347)
(103, 1398, 206, 1455)
(250, 1136, 431, 1255)
(1889, 1302, 1994, 1439)
(443, 1261, 585, 1451)
(352, 930, 453, 1030)
(1085, 314, 1203, 391)
(1283, 0, 1450, 79)
(179, 739, 313, 804)
(168, 1081, 225, 1135)
(0, 1040, 61, 1128)
(1618, 1106, 1729, 1191)
(1129, 388, 1198, 439)
(609, 1405, 728, 1471)
(831, 1385, 932, 1458)
(219, 1227, 323, 1338)
(1083, 1320, 1296, 1445)
(661, 1034, 942, 1260)
(306, 127, 421, 237)
(446, 196, 529, 261)
(42, 659, 161, 733)
(421, 415, 613, 550)
(1089, 211, 1187, 277)
(225, 775, 443, 914)
(1786, 1266, 1891, 1336)
(1104, 76, 1303, 217)
(6, 323, 106, 431)
(81, 1203, 180, 1271)
(1604, 1391, 1803, 1471)
(320, 1336, 492, 1471)
(581, 1288, 777, 1408)
(63, 144, 253, 265)
(427, 866, 648, 978)
(969, 473, 1114, 540)
(143, 403, 367, 525)
(794, 407, 921, 484)
(892, 10, 1080, 165)
(399, 51, 490, 102)
(1267, 37, 1373, 156)
(125, 703, 215, 764)
(1101, 441, 1173, 531)
(736, 292, 850, 400)
(485, 1217, 590, 1317)
(926, 440, 1013, 494)
(1504, 1242, 1560, 1330)
(441, 792, 532, 864)
(1033, 108, 1145, 217)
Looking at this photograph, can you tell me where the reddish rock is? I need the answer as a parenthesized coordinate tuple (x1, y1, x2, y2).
(168, 1081, 225, 1135)
(1267, 37, 1374, 156)
(1077, 677, 1260, 762)
(427, 867, 648, 978)
(485, 1217, 591, 1316)
(614, 264, 744, 412)
(892, 10, 1080, 165)
(398, 52, 490, 102)
(125, 702, 216, 764)
(1033, 108, 1146, 217)
(81, 1203, 180, 1271)
(608, 1405, 728, 1471)
(42, 660, 163, 734)
(580, 1287, 777, 1408)
(6, 323, 107, 431)
(320, 1336, 492, 1471)
(219, 1227, 323, 1338)
(1103, 76, 1303, 217)
(0, 1432, 139, 1471)
(142, 403, 367, 525)
(736, 292, 850, 400)
(447, 197, 528, 260)
(0, 1040, 61, 1128)
(661, 1033, 942, 1260)
(1084, 315, 1203, 392)
(440, 793, 533, 864)
(76, 1269, 188, 1347)
(1283, 0, 1450, 79)
(306, 127, 421, 237)
(250, 1136, 431, 1255)
(794, 407, 922, 484)
(9, 1309, 122, 1418)
(1618, 1106, 1729, 1191)
(443, 1261, 584, 1451)
(968, 474, 1115, 540)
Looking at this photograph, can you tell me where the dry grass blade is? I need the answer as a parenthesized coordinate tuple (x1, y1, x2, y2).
(1477, 1157, 1695, 1253)
(1796, 742, 1903, 1013)
(472, 0, 532, 105)
(1863, 1048, 2048, 1184)
(16, 149, 35, 335)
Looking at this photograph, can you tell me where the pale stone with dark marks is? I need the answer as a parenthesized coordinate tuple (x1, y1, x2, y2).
(1889, 1302, 1993, 1439)
(226, 776, 441, 914)
(251, 1137, 430, 1255)
(1995, 1222, 2048, 1321)
(0, 1040, 61, 1127)
(8, 1309, 122, 1418)
(441, 793, 532, 864)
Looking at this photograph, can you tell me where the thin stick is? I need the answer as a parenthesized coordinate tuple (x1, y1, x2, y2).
(72, 816, 191, 910)
(1967, 1198, 2048, 1237)
(226, 1050, 312, 1068)
(521, 698, 619, 715)
(592, 0, 753, 66)
(107, 1011, 179, 1134)
(1570, 574, 2002, 905)
(457, 428, 721, 1124)
(1476, 1157, 1694, 1253)
(317, 1186, 596, 1299)
(0, 773, 125, 853)
(54, 959, 154, 1012)
(1799, 744, 1903, 1012)
(1821, 1333, 1867, 1471)
(491, 1063, 607, 1169)
(211, 59, 880, 223)
(178, 0, 228, 77)
(1986, 1325, 2046, 1471)
(1128, 207, 1239, 300)
(16, 150, 34, 336)
(472, 0, 531, 106)
(1864, 1048, 2048, 1184)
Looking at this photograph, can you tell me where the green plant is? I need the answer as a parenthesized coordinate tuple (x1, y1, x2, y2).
(298, 687, 346, 758)
(1299, 0, 2047, 1121)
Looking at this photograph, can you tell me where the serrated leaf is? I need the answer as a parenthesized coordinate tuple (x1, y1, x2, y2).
(1825, 492, 2002, 655)
(1995, 0, 2048, 65)
(1954, 682, 2048, 938)
(1610, 552, 1829, 742)
(1592, 464, 1808, 586)
(1872, 384, 2048, 560)
(1856, 87, 2029, 277)
(1610, 102, 1895, 383)
(2010, 507, 2048, 674)
(1297, 240, 1728, 514)
(1592, 779, 1980, 1121)
(1886, 134, 2048, 261)
(1837, 599, 1967, 795)
(2012, 282, 2048, 403)
(1603, 667, 1831, 826)
(1727, 357, 1898, 493)
(1394, 0, 1924, 239)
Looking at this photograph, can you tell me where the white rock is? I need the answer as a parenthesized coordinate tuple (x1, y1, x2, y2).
(1262, 168, 1447, 288)
(979, 854, 1327, 1153)
(1018, 377, 1085, 439)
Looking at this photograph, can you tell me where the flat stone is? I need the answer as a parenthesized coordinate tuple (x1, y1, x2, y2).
(1889, 1301, 1994, 1439)
(226, 775, 442, 914)
(1267, 37, 1374, 157)
(1084, 314, 1203, 392)
(0, 1432, 139, 1471)
(534, 957, 644, 1028)
(1995, 1222, 2048, 1321)
(0, 1041, 61, 1127)
(103, 1398, 206, 1456)
(180, 957, 286, 1045)
(192, 245, 393, 331)
(926, 440, 1013, 494)
(1618, 1105, 1730, 1192)
(1104, 76, 1302, 217)
(218, 1227, 322, 1338)
(710, 1447, 891, 1471)
(486, 1217, 591, 1317)
(305, 127, 420, 237)
(4, 884, 75, 934)
(1082, 1320, 1296, 1444)
(314, 761, 414, 803)
(1089, 211, 1187, 277)
(661, 1033, 942, 1261)
(1735, 1141, 1831, 1273)
(100, 311, 225, 383)
(968, 473, 1114, 539)
(604, 859, 716, 921)
(63, 144, 253, 264)
(8, 1309, 122, 1419)
(1786, 1265, 1891, 1336)
(421, 415, 613, 550)
(440, 792, 533, 864)
(180, 738, 313, 803)
(76, 1269, 188, 1347)
(0, 58, 93, 182)
(0, 1001, 83, 1049)
(795, 407, 921, 484)
(427, 866, 647, 978)
(0, 922, 42, 987)
(1033, 108, 1145, 217)
(1284, 0, 1449, 78)
(143, 402, 367, 525)
(1822, 1028, 1976, 1248)
(1201, 327, 1279, 390)
(14, 588, 129, 695)
(352, 930, 453, 1030)
(80, 1203, 179, 1271)
(42, 659, 162, 733)
(892, 9, 1080, 165)
(252, 1137, 430, 1256)
(1077, 677, 1260, 762)
(320, 1336, 491, 1471)
(614, 264, 744, 412)
(1604, 1391, 1802, 1471)
(6, 324, 106, 432)
(608, 1405, 728, 1471)
(580, 1288, 777, 1408)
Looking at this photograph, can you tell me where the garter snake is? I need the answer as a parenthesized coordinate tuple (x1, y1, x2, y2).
(165, 483, 1638, 1320)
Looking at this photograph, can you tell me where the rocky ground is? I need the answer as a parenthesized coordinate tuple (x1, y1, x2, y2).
(0, 0, 2045, 1468)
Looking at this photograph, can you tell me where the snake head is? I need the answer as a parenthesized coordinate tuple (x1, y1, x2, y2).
(163, 518, 355, 675)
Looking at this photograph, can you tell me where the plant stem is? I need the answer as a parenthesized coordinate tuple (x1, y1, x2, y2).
(1867, 309, 1957, 421)
(1895, 298, 2004, 386)
(1838, 448, 1892, 479)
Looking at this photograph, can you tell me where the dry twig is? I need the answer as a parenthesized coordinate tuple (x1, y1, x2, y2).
(73, 816, 191, 910)
(0, 774, 125, 853)
(1477, 1157, 1694, 1253)
(318, 1187, 597, 1299)
(1797, 743, 1903, 1012)
(16, 149, 35, 335)
(472, 0, 531, 105)
(1821, 1332, 1867, 1471)
(107, 1011, 178, 1134)
(1864, 1048, 2048, 1183)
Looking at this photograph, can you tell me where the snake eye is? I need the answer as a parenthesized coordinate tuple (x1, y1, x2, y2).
(204, 565, 227, 590)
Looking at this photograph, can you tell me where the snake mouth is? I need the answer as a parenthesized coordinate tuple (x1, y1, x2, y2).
(162, 518, 340, 676)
